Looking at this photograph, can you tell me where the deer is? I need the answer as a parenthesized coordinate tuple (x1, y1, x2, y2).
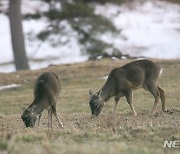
(89, 59, 167, 117)
(21, 72, 63, 128)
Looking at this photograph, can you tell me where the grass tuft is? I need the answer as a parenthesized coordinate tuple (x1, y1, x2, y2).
(0, 59, 179, 154)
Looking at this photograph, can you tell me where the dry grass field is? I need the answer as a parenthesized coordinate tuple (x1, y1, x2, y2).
(0, 59, 180, 154)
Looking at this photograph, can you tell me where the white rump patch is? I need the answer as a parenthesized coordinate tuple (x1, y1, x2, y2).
(102, 75, 108, 80)
(159, 68, 163, 77)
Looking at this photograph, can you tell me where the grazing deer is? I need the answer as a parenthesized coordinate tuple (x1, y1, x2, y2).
(21, 72, 63, 128)
(89, 59, 167, 116)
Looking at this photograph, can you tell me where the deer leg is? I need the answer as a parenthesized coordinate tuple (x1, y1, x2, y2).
(125, 89, 137, 116)
(113, 97, 120, 116)
(157, 86, 167, 112)
(50, 108, 53, 128)
(145, 84, 160, 114)
(51, 105, 63, 128)
(37, 113, 42, 127)
(48, 108, 53, 128)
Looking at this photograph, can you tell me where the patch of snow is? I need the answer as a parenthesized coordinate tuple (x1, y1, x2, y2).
(0, 63, 15, 73)
(95, 0, 180, 59)
(0, 0, 180, 73)
(121, 56, 127, 60)
(111, 57, 119, 61)
(97, 56, 103, 60)
(0, 10, 88, 72)
(0, 14, 14, 63)
(24, 19, 88, 70)
(21, 0, 49, 14)
(0, 84, 21, 91)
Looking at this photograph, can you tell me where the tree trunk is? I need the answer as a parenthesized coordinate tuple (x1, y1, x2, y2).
(9, 0, 29, 70)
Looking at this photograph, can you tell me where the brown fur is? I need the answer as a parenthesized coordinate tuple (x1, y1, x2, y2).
(89, 59, 167, 116)
(21, 72, 63, 128)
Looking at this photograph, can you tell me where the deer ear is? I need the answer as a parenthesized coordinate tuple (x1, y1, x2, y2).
(89, 89, 93, 97)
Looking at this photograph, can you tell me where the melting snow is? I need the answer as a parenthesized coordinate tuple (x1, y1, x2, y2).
(0, 0, 180, 72)
(0, 84, 21, 91)
(95, 1, 180, 59)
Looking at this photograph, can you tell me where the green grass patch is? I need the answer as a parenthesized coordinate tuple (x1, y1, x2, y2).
(0, 59, 180, 154)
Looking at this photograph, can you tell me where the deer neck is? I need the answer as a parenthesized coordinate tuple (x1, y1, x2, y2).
(31, 97, 48, 115)
(101, 84, 115, 102)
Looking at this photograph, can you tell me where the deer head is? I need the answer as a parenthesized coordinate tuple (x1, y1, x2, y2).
(89, 89, 105, 116)
(21, 105, 37, 128)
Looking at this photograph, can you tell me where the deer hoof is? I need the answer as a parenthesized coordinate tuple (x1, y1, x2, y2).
(133, 112, 137, 116)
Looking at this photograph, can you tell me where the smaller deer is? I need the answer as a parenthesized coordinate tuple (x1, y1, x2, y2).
(21, 72, 63, 128)
(89, 59, 167, 116)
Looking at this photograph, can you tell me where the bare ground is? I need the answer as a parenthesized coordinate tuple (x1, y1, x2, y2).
(0, 59, 180, 154)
